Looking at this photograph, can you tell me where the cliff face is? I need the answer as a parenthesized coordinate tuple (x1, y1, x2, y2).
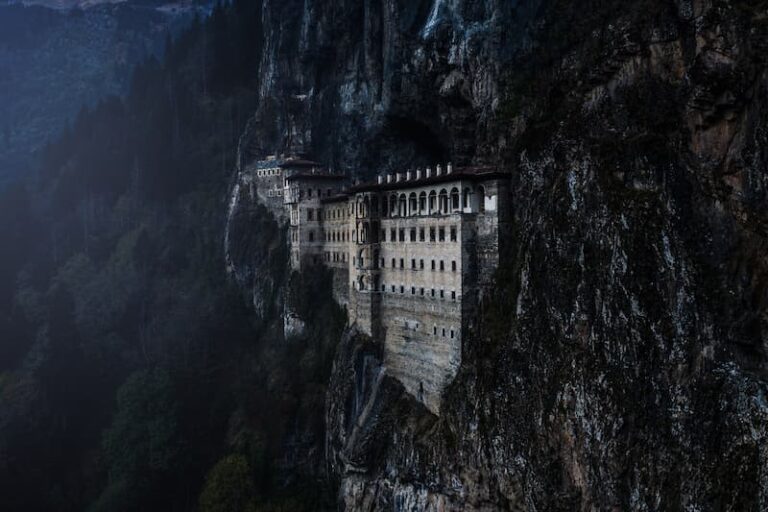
(228, 0, 768, 509)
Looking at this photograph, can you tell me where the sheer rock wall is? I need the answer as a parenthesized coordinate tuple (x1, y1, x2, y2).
(227, 0, 768, 509)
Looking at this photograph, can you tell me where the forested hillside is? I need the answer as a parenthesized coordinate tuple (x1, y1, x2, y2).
(0, 2, 341, 510)
(0, 1, 208, 186)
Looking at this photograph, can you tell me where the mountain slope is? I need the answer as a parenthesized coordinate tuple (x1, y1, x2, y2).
(0, 1, 208, 186)
(225, 0, 768, 509)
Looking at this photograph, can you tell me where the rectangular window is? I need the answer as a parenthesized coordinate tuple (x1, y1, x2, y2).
(419, 228, 425, 242)
(442, 328, 446, 337)
(440, 260, 445, 271)
(431, 260, 436, 271)
(440, 289, 445, 299)
(381, 258, 385, 268)
(450, 226, 457, 242)
(410, 228, 417, 242)
(429, 227, 436, 242)
(431, 289, 435, 297)
(399, 229, 405, 242)
(451, 291, 456, 300)
(382, 284, 386, 292)
(433, 326, 438, 335)
(392, 258, 396, 268)
(420, 259, 424, 270)
(400, 285, 405, 294)
(400, 258, 404, 269)
(411, 259, 416, 269)
(308, 209, 314, 221)
(420, 288, 424, 296)
(439, 227, 445, 242)
(392, 285, 396, 292)
(391, 228, 396, 241)
(450, 329, 455, 339)
(452, 261, 457, 272)
(411, 287, 416, 295)
(308, 189, 313, 198)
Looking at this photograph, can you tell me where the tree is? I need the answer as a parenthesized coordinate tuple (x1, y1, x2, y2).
(199, 454, 258, 512)
(100, 369, 180, 493)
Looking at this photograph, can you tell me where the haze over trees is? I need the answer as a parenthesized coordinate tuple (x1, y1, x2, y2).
(0, 2, 341, 510)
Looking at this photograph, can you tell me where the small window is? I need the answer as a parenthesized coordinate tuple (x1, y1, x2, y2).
(410, 228, 417, 242)
(399, 229, 405, 242)
(381, 258, 385, 268)
(440, 289, 445, 299)
(411, 287, 416, 295)
(308, 189, 313, 198)
(391, 228, 396, 241)
(440, 261, 445, 271)
(439, 227, 445, 242)
(381, 284, 386, 292)
(429, 228, 436, 242)
(432, 260, 436, 271)
(420, 259, 424, 270)
(420, 288, 424, 296)
(451, 291, 456, 300)
(308, 209, 314, 221)
(400, 258, 404, 269)
(392, 258, 396, 268)
(452, 261, 457, 272)
(450, 226, 457, 242)
(400, 286, 405, 294)
(391, 285, 396, 292)
(309, 231, 315, 242)
(450, 329, 455, 339)
(419, 228, 425, 242)
(433, 326, 437, 335)
(411, 259, 416, 269)
(431, 289, 435, 297)
(442, 328, 446, 337)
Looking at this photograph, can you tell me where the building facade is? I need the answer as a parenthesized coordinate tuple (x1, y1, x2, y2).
(250, 159, 510, 414)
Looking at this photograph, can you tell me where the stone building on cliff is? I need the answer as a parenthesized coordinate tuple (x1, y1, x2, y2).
(250, 157, 510, 414)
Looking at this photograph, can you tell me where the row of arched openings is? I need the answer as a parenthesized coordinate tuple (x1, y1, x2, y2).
(354, 186, 486, 218)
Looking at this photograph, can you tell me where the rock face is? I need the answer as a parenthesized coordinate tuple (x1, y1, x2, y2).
(228, 0, 768, 509)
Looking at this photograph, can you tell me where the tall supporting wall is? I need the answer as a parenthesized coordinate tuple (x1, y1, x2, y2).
(380, 296, 462, 414)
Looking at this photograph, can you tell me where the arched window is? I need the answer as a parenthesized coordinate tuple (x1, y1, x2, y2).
(462, 187, 472, 211)
(438, 189, 448, 214)
(390, 194, 398, 216)
(450, 187, 460, 211)
(358, 249, 365, 268)
(419, 192, 427, 214)
(478, 186, 486, 213)
(382, 196, 389, 217)
(398, 194, 407, 216)
(363, 196, 371, 218)
(428, 191, 437, 213)
(408, 193, 418, 216)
